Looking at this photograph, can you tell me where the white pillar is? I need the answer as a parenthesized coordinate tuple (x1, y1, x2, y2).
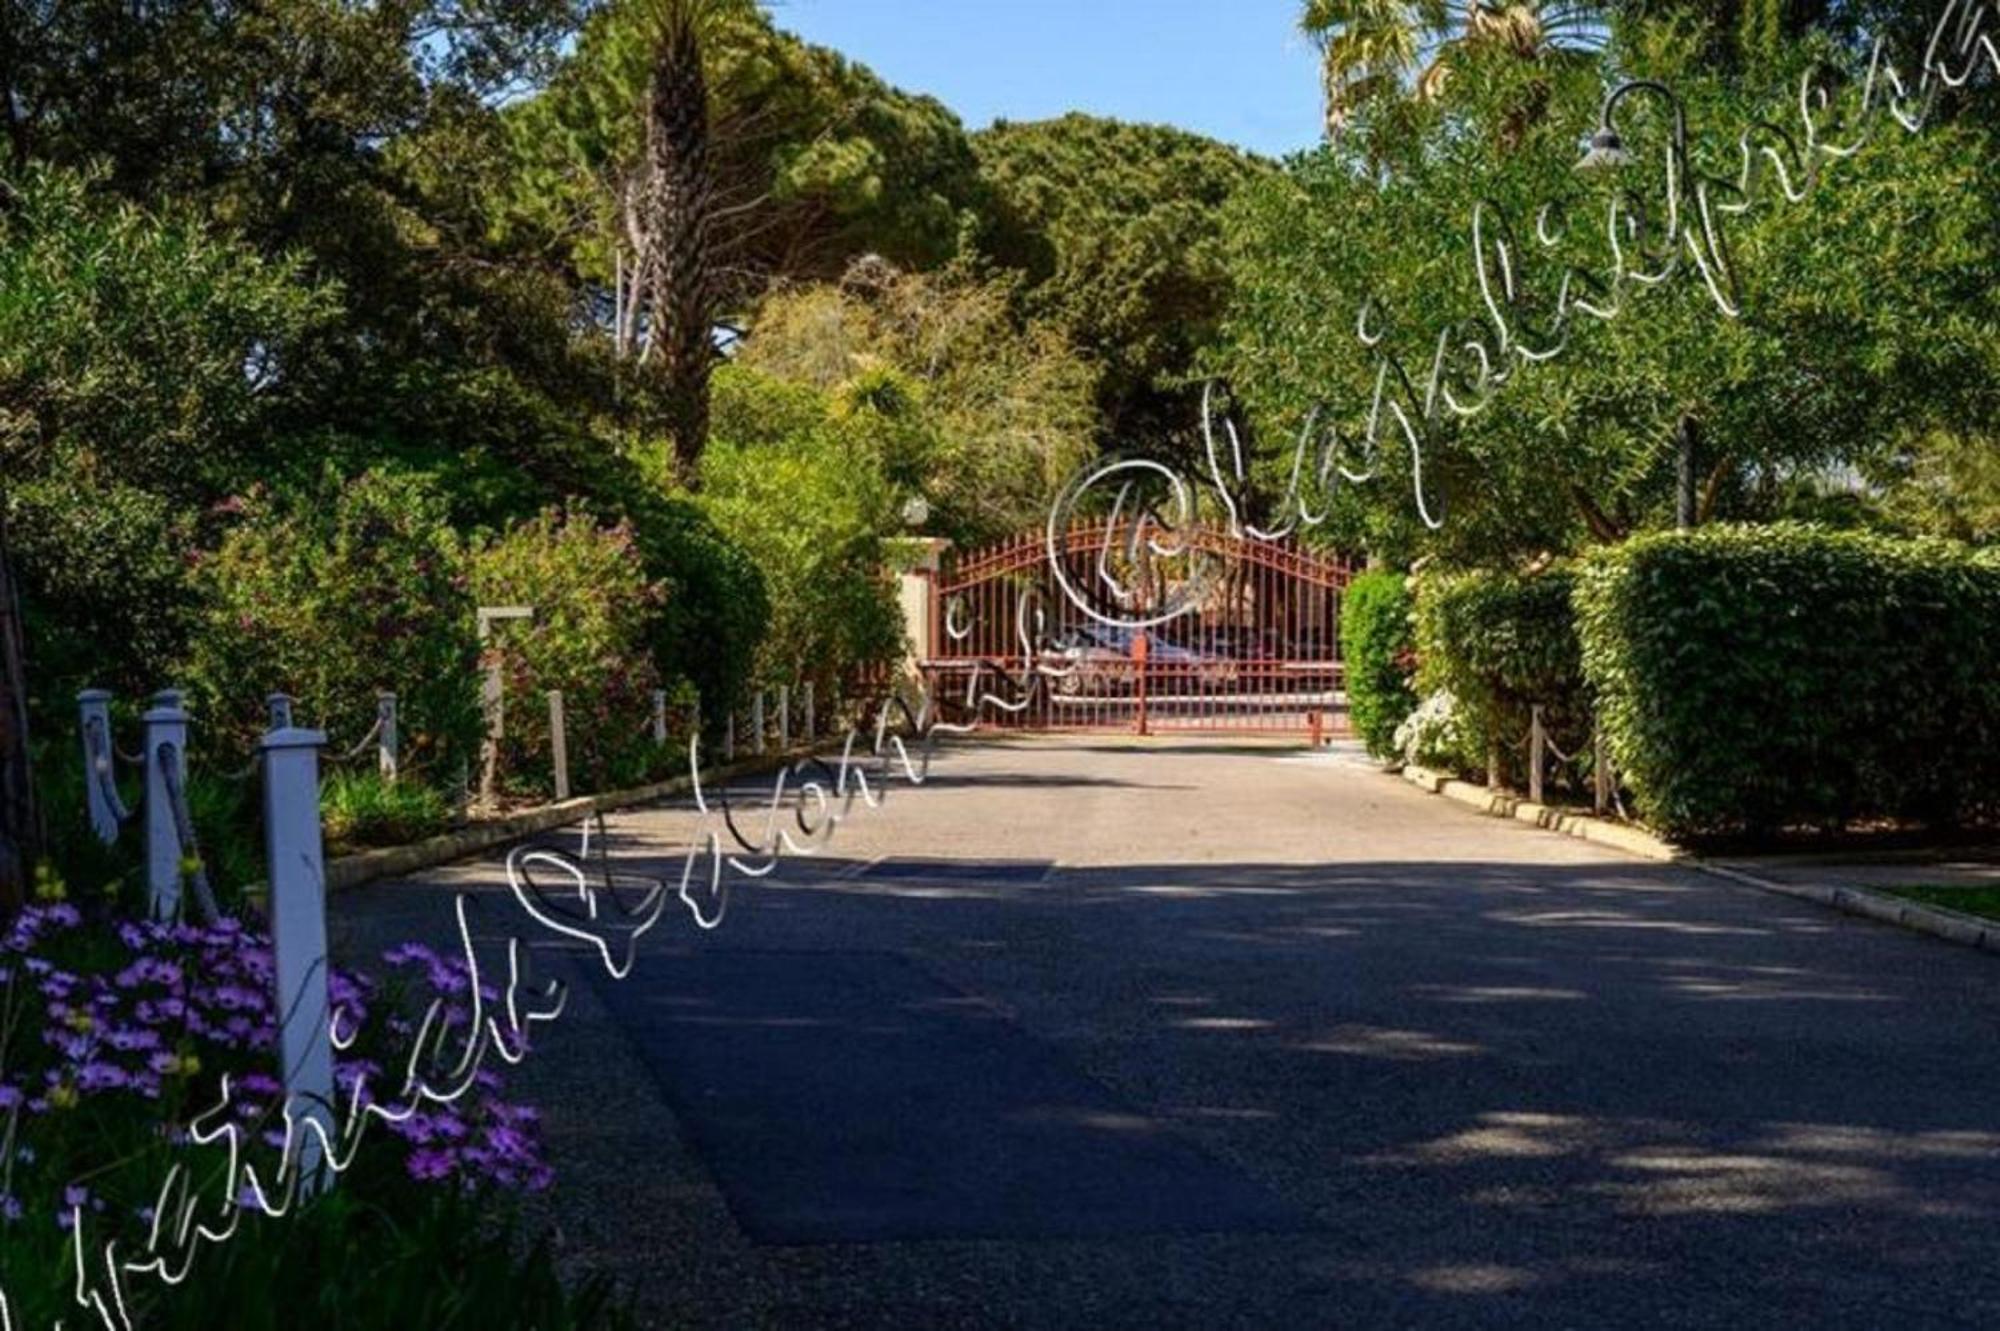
(724, 712, 736, 763)
(547, 690, 570, 801)
(751, 692, 766, 755)
(143, 692, 189, 921)
(1529, 706, 1546, 805)
(376, 692, 398, 783)
(803, 682, 815, 742)
(651, 689, 668, 746)
(260, 725, 334, 1192)
(77, 689, 121, 846)
(778, 685, 790, 751)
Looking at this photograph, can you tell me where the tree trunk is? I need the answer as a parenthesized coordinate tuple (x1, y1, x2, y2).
(0, 507, 38, 910)
(642, 1, 717, 484)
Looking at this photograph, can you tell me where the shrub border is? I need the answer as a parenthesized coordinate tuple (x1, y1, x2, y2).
(325, 748, 811, 894)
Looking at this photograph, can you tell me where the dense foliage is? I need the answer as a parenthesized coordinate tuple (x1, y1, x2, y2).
(1215, 22, 2000, 565)
(1414, 567, 1588, 789)
(735, 262, 1098, 544)
(1338, 570, 1418, 757)
(182, 471, 484, 779)
(973, 115, 1273, 455)
(703, 368, 907, 708)
(1575, 525, 2000, 838)
(471, 509, 670, 797)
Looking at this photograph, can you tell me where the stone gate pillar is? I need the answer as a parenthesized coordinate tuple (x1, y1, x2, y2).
(888, 536, 952, 678)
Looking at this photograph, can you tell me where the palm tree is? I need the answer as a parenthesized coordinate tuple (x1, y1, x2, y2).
(1301, 1, 1608, 140)
(636, 0, 722, 481)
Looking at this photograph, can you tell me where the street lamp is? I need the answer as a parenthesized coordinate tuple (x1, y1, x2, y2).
(1577, 79, 1700, 530)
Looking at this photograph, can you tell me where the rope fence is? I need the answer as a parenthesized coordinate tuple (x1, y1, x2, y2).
(1485, 702, 1627, 819)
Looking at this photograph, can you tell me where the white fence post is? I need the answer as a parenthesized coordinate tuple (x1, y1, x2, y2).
(778, 684, 790, 751)
(261, 724, 335, 1192)
(547, 690, 570, 801)
(1529, 705, 1546, 805)
(267, 693, 294, 730)
(724, 711, 736, 763)
(651, 689, 668, 746)
(77, 689, 121, 846)
(143, 691, 189, 921)
(803, 681, 815, 742)
(751, 691, 766, 755)
(376, 691, 398, 783)
(1594, 721, 1612, 816)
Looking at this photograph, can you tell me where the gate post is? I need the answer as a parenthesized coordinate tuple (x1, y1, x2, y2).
(890, 536, 953, 686)
(1132, 632, 1149, 737)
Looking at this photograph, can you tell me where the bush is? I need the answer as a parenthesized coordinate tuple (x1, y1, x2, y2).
(1575, 524, 2000, 839)
(702, 369, 907, 715)
(1414, 567, 1587, 789)
(182, 469, 484, 784)
(1394, 690, 1468, 770)
(1338, 570, 1417, 758)
(629, 495, 768, 725)
(471, 509, 668, 798)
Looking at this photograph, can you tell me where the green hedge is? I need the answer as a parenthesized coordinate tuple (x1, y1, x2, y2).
(1339, 570, 1417, 757)
(1415, 567, 1587, 787)
(1576, 524, 2000, 838)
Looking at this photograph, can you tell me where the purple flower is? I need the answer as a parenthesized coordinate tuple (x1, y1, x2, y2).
(406, 1148, 456, 1182)
(0, 1195, 21, 1223)
(76, 1062, 129, 1092)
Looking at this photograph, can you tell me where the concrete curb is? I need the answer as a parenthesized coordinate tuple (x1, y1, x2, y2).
(325, 748, 811, 893)
(1692, 861, 2000, 957)
(1397, 764, 1684, 862)
(1390, 763, 2000, 958)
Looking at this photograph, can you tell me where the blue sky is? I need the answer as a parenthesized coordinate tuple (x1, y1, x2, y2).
(770, 0, 1325, 158)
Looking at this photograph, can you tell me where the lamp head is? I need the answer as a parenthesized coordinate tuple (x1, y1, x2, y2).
(1576, 125, 1633, 171)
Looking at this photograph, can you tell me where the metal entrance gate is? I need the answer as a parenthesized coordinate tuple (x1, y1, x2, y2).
(922, 523, 1354, 737)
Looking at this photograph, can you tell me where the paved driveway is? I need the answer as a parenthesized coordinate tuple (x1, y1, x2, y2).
(340, 737, 2000, 1329)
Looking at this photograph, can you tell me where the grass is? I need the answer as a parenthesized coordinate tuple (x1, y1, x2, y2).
(1881, 883, 2000, 923)
(320, 770, 454, 853)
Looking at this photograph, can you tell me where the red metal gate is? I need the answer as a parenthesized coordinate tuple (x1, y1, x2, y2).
(922, 523, 1354, 737)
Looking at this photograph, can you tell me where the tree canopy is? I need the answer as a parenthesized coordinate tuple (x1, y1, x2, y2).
(972, 113, 1274, 459)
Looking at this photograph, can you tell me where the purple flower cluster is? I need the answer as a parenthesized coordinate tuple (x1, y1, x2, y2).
(373, 943, 555, 1192)
(0, 905, 555, 1227)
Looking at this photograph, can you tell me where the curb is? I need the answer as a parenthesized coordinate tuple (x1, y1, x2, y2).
(1397, 764, 1684, 862)
(325, 748, 811, 893)
(1692, 861, 2000, 957)
(1390, 764, 2000, 957)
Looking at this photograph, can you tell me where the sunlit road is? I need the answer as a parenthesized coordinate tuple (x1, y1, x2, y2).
(344, 737, 2000, 1329)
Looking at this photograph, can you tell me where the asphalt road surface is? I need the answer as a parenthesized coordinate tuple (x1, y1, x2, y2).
(338, 737, 2000, 1330)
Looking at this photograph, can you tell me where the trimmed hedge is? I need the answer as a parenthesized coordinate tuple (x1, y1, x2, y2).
(1415, 567, 1587, 788)
(1575, 524, 2000, 838)
(1340, 570, 1417, 757)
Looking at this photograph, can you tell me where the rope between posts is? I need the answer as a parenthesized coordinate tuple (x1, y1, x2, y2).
(326, 714, 384, 766)
(158, 744, 224, 927)
(84, 716, 139, 830)
(218, 753, 261, 783)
